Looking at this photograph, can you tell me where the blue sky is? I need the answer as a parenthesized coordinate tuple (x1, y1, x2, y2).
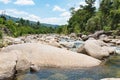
(0, 0, 99, 25)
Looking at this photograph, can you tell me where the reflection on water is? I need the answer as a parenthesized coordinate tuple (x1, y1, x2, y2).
(15, 55, 120, 80)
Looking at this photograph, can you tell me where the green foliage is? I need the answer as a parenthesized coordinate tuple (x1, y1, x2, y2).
(86, 14, 102, 33)
(0, 17, 56, 37)
(55, 25, 69, 35)
(103, 26, 111, 31)
(65, 0, 120, 34)
(0, 18, 4, 24)
(67, 0, 96, 34)
(0, 30, 2, 39)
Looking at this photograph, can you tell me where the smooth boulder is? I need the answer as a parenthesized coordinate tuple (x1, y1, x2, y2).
(77, 39, 115, 59)
(1, 43, 101, 68)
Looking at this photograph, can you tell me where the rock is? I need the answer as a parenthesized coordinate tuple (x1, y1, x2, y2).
(116, 40, 120, 45)
(15, 50, 31, 73)
(48, 41, 62, 48)
(77, 39, 115, 59)
(77, 44, 86, 54)
(99, 34, 108, 40)
(101, 78, 120, 80)
(102, 46, 115, 55)
(115, 47, 120, 55)
(0, 51, 17, 80)
(2, 43, 101, 68)
(90, 30, 104, 39)
(59, 41, 75, 48)
(84, 40, 109, 59)
(30, 65, 40, 72)
(81, 35, 89, 41)
(110, 39, 117, 44)
(14, 38, 23, 44)
(69, 33, 76, 38)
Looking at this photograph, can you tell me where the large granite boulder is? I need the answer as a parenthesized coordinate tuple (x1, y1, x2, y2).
(2, 43, 101, 68)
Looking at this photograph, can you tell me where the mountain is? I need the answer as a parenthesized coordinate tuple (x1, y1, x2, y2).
(0, 15, 59, 28)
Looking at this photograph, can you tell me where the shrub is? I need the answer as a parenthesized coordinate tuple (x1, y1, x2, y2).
(0, 31, 3, 39)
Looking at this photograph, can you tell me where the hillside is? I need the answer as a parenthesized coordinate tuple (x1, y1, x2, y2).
(0, 14, 59, 28)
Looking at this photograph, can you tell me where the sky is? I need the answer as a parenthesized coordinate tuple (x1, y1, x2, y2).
(0, 0, 99, 25)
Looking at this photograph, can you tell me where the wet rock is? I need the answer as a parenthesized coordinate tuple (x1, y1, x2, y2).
(30, 65, 40, 72)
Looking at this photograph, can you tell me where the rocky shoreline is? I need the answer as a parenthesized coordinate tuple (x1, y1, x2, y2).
(0, 32, 120, 80)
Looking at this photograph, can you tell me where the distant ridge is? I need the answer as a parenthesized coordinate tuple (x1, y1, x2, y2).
(0, 14, 59, 28)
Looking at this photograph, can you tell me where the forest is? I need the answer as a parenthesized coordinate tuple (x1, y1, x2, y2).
(57, 0, 120, 35)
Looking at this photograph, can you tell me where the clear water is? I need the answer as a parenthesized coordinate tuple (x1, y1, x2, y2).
(15, 55, 120, 80)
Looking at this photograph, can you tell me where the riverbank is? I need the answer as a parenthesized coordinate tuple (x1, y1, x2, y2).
(0, 33, 120, 80)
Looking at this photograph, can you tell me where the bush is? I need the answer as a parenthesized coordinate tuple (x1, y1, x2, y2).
(103, 26, 111, 31)
(0, 31, 3, 39)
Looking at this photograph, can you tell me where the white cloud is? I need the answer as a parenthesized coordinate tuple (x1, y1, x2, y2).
(60, 11, 70, 18)
(53, 5, 66, 12)
(14, 0, 35, 5)
(0, 0, 11, 4)
(3, 9, 67, 25)
(6, 9, 28, 15)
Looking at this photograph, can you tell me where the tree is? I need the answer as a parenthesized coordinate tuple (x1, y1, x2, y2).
(62, 25, 68, 35)
(19, 18, 25, 25)
(68, 0, 96, 33)
(37, 21, 40, 26)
